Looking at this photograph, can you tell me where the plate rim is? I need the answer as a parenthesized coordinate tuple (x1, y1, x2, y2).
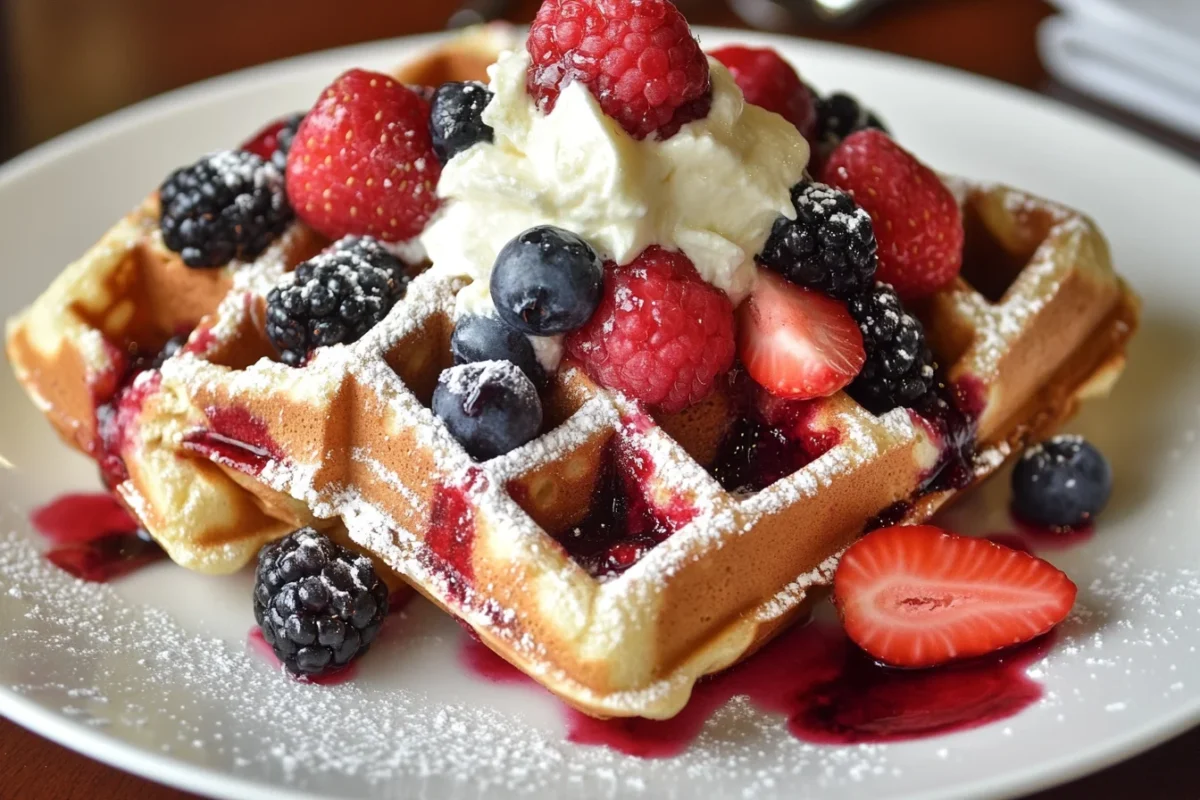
(1, 26, 1198, 800)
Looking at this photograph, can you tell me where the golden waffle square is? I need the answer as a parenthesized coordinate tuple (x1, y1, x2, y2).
(6, 25, 1137, 718)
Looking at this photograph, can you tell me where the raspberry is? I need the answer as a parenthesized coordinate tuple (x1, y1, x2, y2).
(286, 69, 440, 243)
(526, 0, 711, 141)
(821, 129, 963, 300)
(709, 45, 817, 141)
(565, 247, 735, 413)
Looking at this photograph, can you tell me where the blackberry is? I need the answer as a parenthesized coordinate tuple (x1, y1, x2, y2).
(846, 283, 935, 414)
(759, 181, 878, 301)
(815, 92, 888, 152)
(253, 528, 389, 677)
(265, 236, 409, 366)
(269, 112, 305, 172)
(430, 81, 495, 164)
(159, 150, 292, 268)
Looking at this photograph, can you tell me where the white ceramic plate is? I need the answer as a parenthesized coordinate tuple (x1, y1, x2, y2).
(1, 28, 1198, 800)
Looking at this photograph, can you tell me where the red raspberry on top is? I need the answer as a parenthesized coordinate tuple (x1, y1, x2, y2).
(565, 247, 736, 413)
(286, 69, 441, 243)
(709, 45, 817, 142)
(526, 0, 712, 141)
(820, 129, 963, 300)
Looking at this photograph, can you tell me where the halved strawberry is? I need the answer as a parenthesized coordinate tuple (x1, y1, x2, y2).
(737, 269, 865, 399)
(834, 525, 1077, 668)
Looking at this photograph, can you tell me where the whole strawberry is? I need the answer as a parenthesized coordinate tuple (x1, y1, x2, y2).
(565, 247, 736, 413)
(526, 0, 711, 141)
(820, 129, 963, 300)
(286, 69, 441, 243)
(709, 45, 817, 142)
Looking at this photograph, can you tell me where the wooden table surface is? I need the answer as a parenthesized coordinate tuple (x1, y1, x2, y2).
(1, 0, 1196, 797)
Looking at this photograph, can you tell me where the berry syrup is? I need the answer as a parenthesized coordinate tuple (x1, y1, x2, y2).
(460, 621, 1052, 756)
(425, 468, 486, 605)
(30, 493, 165, 582)
(990, 514, 1095, 553)
(709, 376, 840, 495)
(180, 406, 284, 476)
(552, 440, 696, 579)
(246, 627, 357, 686)
(911, 377, 986, 496)
(93, 335, 188, 489)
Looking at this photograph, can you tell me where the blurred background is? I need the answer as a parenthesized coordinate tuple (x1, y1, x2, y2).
(2, 0, 1199, 164)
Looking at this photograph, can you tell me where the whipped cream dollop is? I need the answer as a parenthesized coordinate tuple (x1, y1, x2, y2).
(420, 47, 811, 363)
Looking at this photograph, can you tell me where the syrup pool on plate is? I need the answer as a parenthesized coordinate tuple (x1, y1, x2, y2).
(460, 617, 1052, 757)
(30, 492, 166, 582)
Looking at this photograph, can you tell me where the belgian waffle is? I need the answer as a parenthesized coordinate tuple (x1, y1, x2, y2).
(5, 25, 1138, 719)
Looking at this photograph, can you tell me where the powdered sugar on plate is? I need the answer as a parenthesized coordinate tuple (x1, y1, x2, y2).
(3, 502, 1199, 800)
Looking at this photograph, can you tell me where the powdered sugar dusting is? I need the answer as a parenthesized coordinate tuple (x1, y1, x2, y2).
(3, 504, 1198, 798)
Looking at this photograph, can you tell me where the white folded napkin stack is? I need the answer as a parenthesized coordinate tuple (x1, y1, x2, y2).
(1039, 0, 1200, 138)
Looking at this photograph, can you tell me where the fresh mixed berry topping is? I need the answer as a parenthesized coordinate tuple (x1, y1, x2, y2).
(430, 81, 495, 164)
(159, 150, 292, 268)
(254, 528, 389, 678)
(821, 129, 963, 300)
(491, 225, 604, 336)
(846, 283, 935, 414)
(286, 69, 440, 243)
(1012, 435, 1112, 528)
(737, 269, 865, 400)
(834, 525, 1077, 668)
(549, 440, 691, 578)
(913, 385, 980, 495)
(758, 181, 878, 301)
(526, 0, 712, 140)
(451, 314, 547, 388)
(814, 91, 887, 155)
(265, 236, 408, 366)
(433, 361, 543, 460)
(710, 385, 838, 495)
(127, 334, 189, 375)
(565, 247, 736, 413)
(709, 45, 817, 141)
(242, 112, 306, 172)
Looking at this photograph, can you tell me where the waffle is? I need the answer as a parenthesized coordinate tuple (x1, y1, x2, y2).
(6, 26, 1138, 719)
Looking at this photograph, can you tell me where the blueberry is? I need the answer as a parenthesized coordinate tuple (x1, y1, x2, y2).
(1012, 435, 1112, 528)
(490, 226, 603, 336)
(432, 361, 543, 460)
(451, 314, 547, 388)
(430, 81, 494, 164)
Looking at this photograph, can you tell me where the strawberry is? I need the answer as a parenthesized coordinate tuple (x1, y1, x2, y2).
(737, 269, 865, 400)
(834, 525, 1077, 668)
(286, 69, 440, 243)
(820, 129, 963, 300)
(709, 45, 817, 142)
